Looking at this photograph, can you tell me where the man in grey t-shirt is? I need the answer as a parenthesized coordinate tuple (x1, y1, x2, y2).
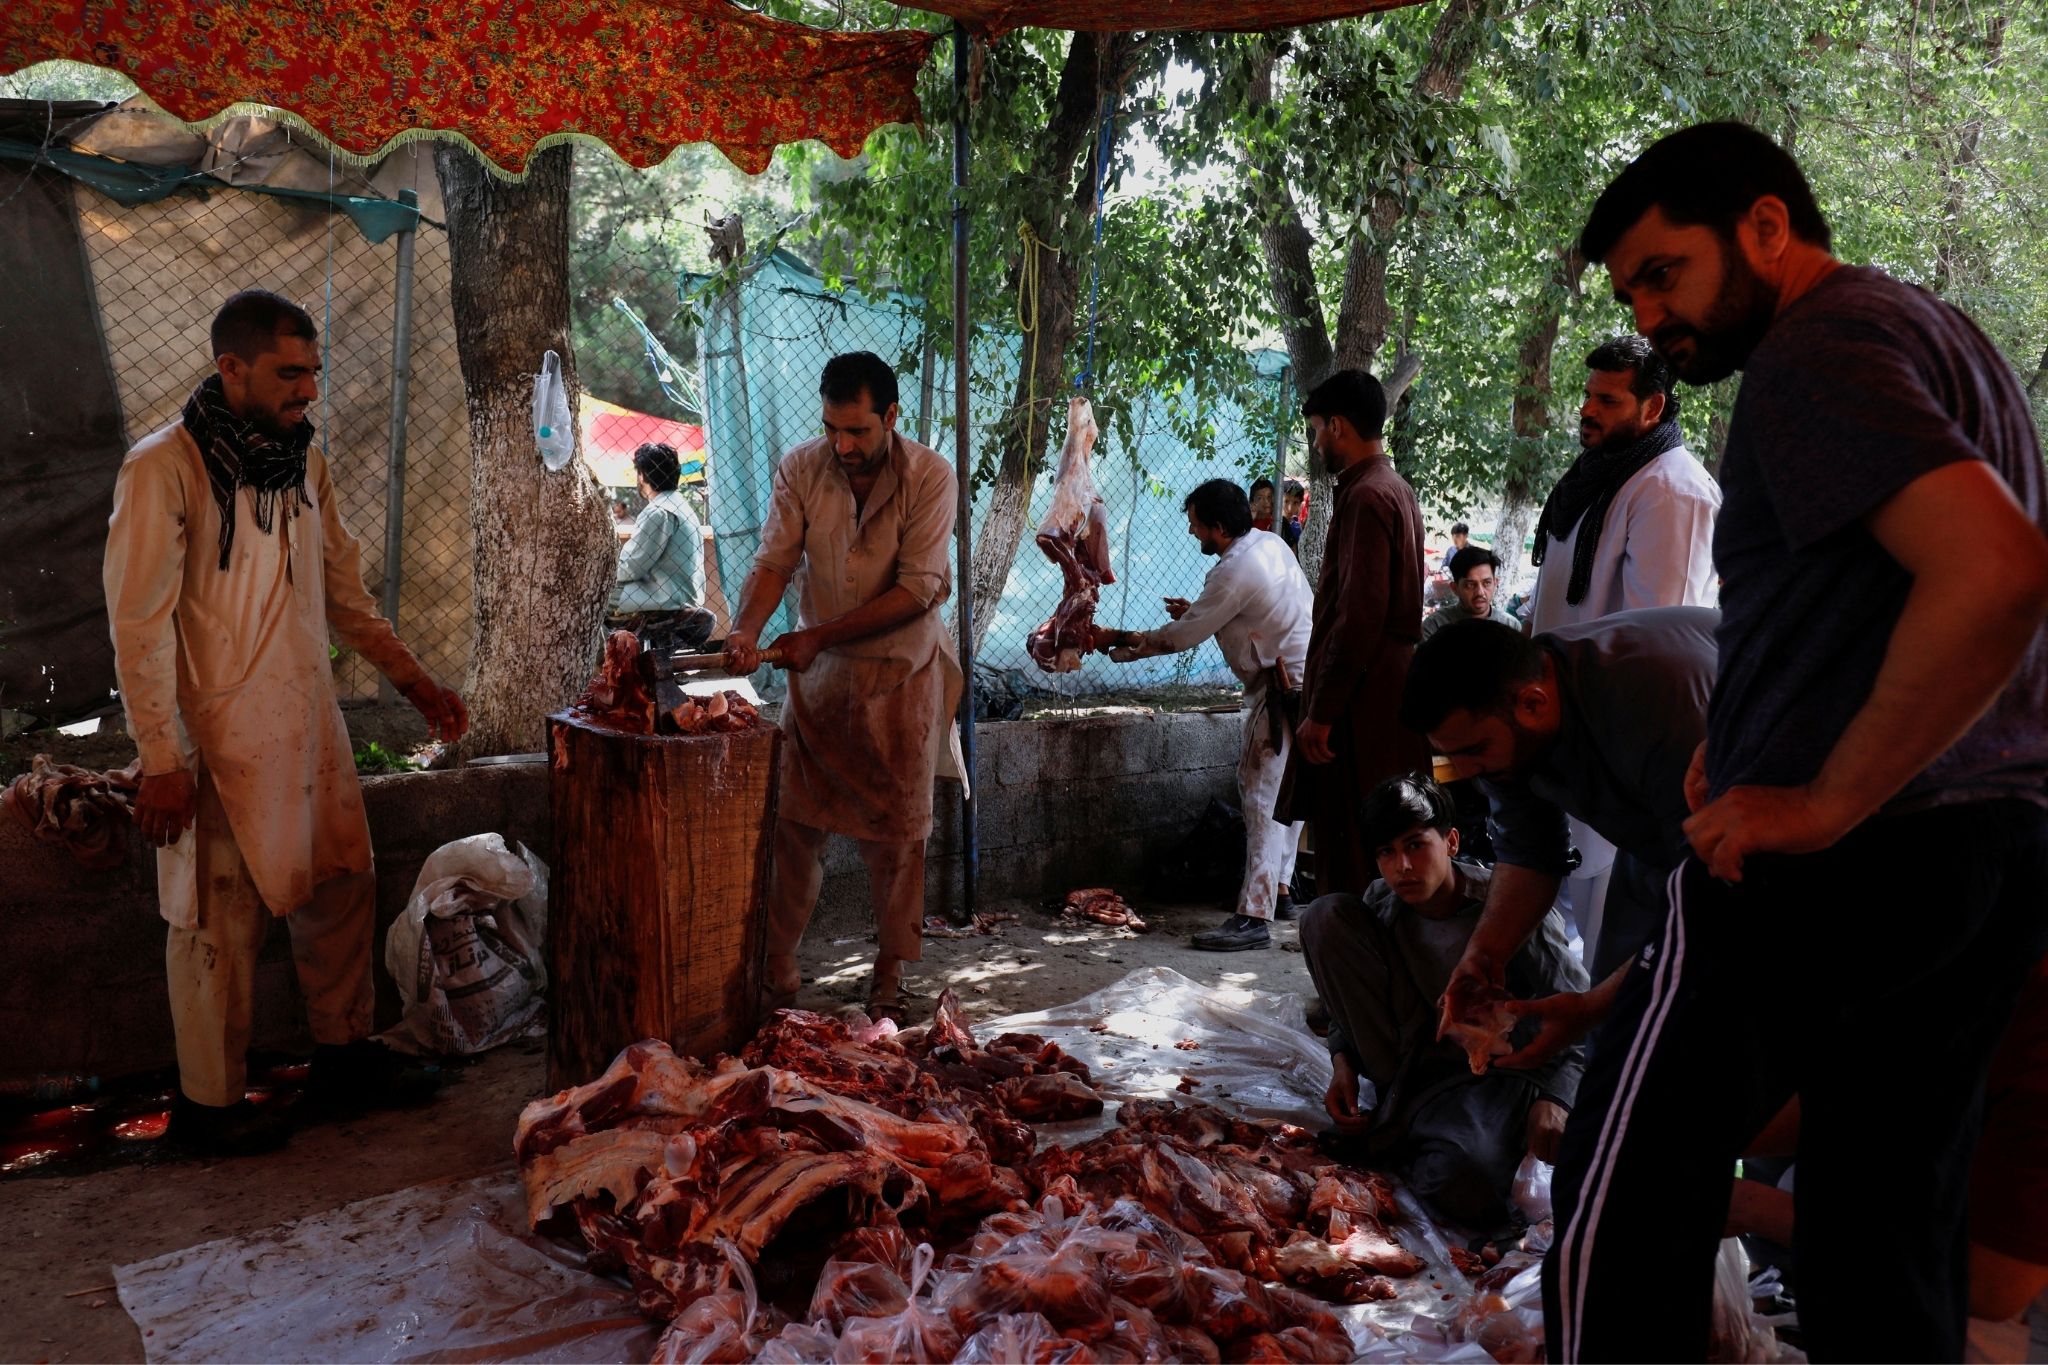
(1536, 121, 2048, 1363)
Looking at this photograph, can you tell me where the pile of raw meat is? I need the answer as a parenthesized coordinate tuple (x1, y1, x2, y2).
(516, 992, 1431, 1362)
(1, 754, 141, 868)
(569, 631, 762, 737)
(1027, 396, 1115, 674)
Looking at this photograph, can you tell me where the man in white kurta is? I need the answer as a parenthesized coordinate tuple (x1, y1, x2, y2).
(105, 290, 466, 1153)
(1525, 334, 1719, 953)
(1093, 479, 1312, 953)
(723, 352, 960, 1019)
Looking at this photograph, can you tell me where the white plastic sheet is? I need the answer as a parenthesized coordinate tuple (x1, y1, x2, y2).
(114, 1172, 657, 1363)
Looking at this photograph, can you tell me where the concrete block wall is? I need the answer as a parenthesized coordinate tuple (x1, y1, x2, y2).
(0, 709, 1239, 1083)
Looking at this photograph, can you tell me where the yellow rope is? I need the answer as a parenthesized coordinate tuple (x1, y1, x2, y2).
(1017, 221, 1056, 435)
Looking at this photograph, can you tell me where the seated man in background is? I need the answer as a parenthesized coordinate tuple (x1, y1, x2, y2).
(613, 441, 713, 652)
(1299, 775, 1587, 1230)
(1423, 546, 1522, 640)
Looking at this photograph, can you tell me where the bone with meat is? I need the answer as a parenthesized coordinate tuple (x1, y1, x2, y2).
(1442, 985, 1520, 1075)
(1026, 396, 1115, 673)
(571, 630, 662, 734)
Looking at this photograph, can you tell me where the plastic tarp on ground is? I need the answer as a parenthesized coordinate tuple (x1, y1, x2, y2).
(692, 250, 1289, 695)
(110, 968, 1528, 1363)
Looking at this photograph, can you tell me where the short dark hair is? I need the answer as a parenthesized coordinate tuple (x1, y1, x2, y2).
(1283, 480, 1305, 498)
(1399, 619, 1546, 736)
(1361, 774, 1456, 853)
(1586, 334, 1681, 420)
(1450, 522, 1470, 537)
(819, 351, 898, 414)
(633, 442, 682, 493)
(211, 289, 316, 361)
(1580, 121, 1832, 264)
(1302, 369, 1386, 441)
(1184, 479, 1254, 537)
(1250, 477, 1275, 494)
(1447, 546, 1500, 582)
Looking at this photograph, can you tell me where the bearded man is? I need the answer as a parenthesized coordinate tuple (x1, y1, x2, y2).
(105, 290, 467, 1156)
(1540, 121, 2048, 1362)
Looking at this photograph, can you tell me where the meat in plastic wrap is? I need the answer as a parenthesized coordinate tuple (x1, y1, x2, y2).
(952, 1311, 1097, 1364)
(755, 1320, 841, 1364)
(649, 1240, 788, 1364)
(831, 1244, 961, 1364)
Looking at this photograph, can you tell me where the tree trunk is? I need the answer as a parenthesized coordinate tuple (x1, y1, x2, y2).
(1496, 245, 1588, 587)
(2028, 343, 2048, 402)
(1245, 0, 1493, 583)
(968, 31, 1146, 650)
(436, 143, 618, 758)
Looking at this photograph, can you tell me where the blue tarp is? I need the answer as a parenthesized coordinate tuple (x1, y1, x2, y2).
(686, 250, 1291, 694)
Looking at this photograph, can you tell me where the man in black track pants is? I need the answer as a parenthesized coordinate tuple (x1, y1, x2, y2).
(1542, 122, 2048, 1362)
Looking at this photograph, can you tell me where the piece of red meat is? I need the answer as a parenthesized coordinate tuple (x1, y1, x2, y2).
(571, 630, 660, 734)
(1027, 397, 1115, 674)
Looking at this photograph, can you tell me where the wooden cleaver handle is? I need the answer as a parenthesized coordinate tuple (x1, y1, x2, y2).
(665, 647, 786, 673)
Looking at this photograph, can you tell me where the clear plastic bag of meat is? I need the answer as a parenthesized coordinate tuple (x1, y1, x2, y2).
(808, 1254, 910, 1332)
(831, 1243, 962, 1364)
(649, 1238, 787, 1364)
(940, 1196, 1125, 1341)
(756, 1320, 842, 1365)
(953, 1310, 1098, 1364)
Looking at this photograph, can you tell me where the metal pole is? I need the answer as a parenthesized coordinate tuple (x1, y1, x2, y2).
(916, 335, 937, 448)
(378, 188, 420, 704)
(1274, 365, 1290, 508)
(952, 21, 978, 921)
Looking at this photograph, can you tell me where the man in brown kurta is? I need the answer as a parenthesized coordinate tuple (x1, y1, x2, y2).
(724, 351, 961, 1019)
(1279, 369, 1432, 897)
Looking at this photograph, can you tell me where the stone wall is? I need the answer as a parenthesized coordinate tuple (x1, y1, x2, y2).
(0, 709, 1240, 1083)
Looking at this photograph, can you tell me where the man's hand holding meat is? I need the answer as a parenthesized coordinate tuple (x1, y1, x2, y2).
(1094, 480, 1313, 951)
(134, 769, 198, 848)
(402, 676, 470, 744)
(1526, 1098, 1569, 1165)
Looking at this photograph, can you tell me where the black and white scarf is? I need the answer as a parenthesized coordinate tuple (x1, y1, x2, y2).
(1531, 418, 1683, 606)
(180, 374, 312, 570)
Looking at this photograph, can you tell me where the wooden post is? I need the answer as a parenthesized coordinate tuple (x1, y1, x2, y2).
(544, 712, 780, 1090)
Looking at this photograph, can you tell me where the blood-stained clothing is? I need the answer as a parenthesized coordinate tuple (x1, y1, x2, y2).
(753, 430, 961, 843)
(103, 421, 427, 924)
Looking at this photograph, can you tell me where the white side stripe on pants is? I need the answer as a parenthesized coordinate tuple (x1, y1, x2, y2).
(1556, 863, 1692, 1362)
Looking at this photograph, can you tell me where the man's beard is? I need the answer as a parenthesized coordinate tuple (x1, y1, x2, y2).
(1651, 238, 1778, 385)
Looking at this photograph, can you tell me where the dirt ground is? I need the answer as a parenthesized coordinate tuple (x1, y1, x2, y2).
(0, 896, 1313, 1364)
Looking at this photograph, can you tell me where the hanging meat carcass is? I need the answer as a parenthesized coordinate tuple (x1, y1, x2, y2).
(1026, 396, 1115, 673)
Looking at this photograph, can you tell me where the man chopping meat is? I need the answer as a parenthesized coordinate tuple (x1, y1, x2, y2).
(104, 290, 467, 1156)
(1090, 478, 1312, 952)
(724, 352, 961, 1020)
(1276, 369, 1432, 896)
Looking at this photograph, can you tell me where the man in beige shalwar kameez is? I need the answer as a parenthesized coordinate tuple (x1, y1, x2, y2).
(105, 290, 467, 1155)
(724, 352, 961, 1019)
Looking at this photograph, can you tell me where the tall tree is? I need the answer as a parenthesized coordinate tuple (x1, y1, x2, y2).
(436, 144, 618, 757)
(1189, 0, 1500, 579)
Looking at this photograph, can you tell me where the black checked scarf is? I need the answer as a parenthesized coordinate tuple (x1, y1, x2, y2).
(180, 374, 312, 570)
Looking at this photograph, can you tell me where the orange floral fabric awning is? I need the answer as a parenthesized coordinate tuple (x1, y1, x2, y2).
(0, 0, 939, 173)
(895, 0, 1430, 35)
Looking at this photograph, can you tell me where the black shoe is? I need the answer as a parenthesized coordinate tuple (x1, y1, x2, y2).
(1273, 894, 1299, 922)
(304, 1040, 442, 1118)
(164, 1094, 292, 1157)
(1191, 913, 1271, 952)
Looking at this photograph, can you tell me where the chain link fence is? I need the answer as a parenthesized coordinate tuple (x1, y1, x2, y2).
(5, 111, 1309, 727)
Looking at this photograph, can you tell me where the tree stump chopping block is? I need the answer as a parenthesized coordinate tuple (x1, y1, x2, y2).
(545, 711, 780, 1090)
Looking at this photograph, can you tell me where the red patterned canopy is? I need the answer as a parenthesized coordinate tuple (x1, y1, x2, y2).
(900, 0, 1428, 36)
(0, 0, 939, 174)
